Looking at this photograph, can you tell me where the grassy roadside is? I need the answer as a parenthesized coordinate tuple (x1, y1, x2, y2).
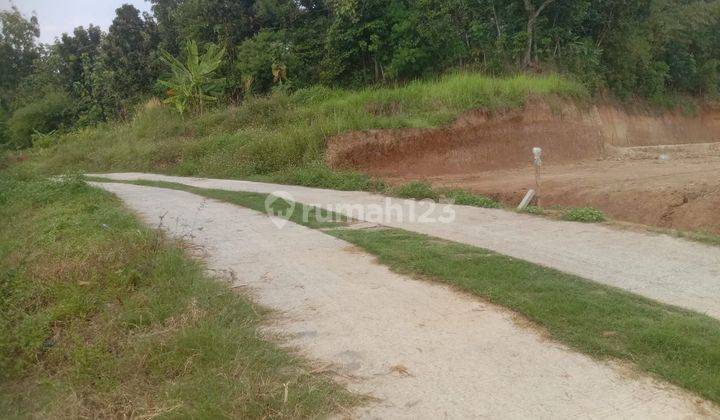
(100, 178, 720, 405)
(14, 73, 585, 190)
(0, 175, 355, 418)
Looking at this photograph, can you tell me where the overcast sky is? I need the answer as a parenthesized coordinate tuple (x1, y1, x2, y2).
(1, 0, 153, 44)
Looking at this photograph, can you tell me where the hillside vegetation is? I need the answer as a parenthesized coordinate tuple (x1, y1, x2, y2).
(4, 0, 720, 150)
(11, 73, 585, 189)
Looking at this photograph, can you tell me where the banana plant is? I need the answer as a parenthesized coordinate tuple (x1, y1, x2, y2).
(159, 41, 226, 115)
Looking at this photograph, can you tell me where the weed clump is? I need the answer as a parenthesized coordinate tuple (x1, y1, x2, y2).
(520, 205, 545, 215)
(444, 189, 500, 208)
(563, 207, 605, 223)
(393, 181, 439, 201)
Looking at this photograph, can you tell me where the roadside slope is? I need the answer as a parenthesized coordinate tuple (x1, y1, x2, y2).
(91, 173, 720, 320)
(92, 181, 719, 419)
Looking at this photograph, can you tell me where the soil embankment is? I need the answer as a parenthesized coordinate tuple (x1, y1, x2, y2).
(326, 100, 720, 233)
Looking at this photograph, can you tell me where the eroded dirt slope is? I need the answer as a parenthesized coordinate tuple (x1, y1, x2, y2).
(327, 100, 720, 232)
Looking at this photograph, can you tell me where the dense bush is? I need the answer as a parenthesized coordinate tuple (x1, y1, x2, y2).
(7, 92, 71, 149)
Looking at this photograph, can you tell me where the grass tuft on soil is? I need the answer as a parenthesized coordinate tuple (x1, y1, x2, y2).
(392, 181, 440, 201)
(12, 73, 586, 190)
(0, 175, 355, 418)
(563, 207, 606, 223)
(443, 189, 500, 208)
(103, 178, 720, 405)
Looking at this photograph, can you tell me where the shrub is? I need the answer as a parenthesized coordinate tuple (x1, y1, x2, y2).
(563, 207, 605, 223)
(393, 181, 439, 201)
(444, 189, 500, 208)
(8, 92, 72, 149)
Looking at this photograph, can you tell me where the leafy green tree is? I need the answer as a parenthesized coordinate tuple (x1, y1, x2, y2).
(236, 30, 299, 94)
(150, 0, 183, 55)
(101, 4, 161, 116)
(322, 0, 394, 85)
(159, 40, 226, 114)
(172, 0, 256, 54)
(0, 6, 40, 111)
(55, 25, 103, 92)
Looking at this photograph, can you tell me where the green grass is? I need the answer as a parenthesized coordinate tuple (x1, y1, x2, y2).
(0, 175, 355, 418)
(443, 189, 500, 208)
(563, 207, 606, 223)
(392, 181, 439, 201)
(519, 205, 545, 215)
(13, 73, 586, 189)
(95, 178, 720, 405)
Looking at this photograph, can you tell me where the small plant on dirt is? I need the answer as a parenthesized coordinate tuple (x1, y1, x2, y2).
(520, 205, 544, 215)
(444, 189, 500, 208)
(393, 181, 439, 201)
(563, 207, 605, 223)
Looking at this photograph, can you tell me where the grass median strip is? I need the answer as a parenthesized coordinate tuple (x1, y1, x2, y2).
(90, 177, 720, 405)
(0, 175, 356, 418)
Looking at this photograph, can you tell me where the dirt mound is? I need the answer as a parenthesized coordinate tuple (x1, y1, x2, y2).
(327, 101, 606, 176)
(327, 99, 720, 233)
(326, 100, 720, 176)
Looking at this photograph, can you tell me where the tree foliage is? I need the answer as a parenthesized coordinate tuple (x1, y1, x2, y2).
(101, 5, 161, 115)
(3, 0, 720, 148)
(0, 6, 39, 110)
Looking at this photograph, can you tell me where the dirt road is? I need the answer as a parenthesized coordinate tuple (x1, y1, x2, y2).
(92, 181, 718, 418)
(91, 173, 720, 320)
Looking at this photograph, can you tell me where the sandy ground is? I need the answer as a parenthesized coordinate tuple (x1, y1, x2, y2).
(92, 181, 719, 419)
(91, 173, 720, 320)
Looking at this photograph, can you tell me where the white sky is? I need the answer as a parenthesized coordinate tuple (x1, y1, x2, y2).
(1, 0, 153, 44)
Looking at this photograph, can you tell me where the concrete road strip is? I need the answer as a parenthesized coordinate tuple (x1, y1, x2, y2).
(91, 181, 718, 418)
(90, 173, 720, 320)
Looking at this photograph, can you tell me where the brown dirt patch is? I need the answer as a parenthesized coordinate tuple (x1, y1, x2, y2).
(393, 157, 720, 234)
(327, 100, 720, 233)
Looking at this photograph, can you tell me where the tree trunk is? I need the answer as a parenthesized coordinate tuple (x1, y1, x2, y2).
(522, 0, 555, 70)
(523, 16, 535, 69)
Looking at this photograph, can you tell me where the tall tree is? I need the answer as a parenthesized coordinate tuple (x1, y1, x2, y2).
(0, 6, 40, 110)
(101, 4, 160, 115)
(150, 0, 183, 55)
(55, 25, 103, 93)
(522, 0, 555, 69)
